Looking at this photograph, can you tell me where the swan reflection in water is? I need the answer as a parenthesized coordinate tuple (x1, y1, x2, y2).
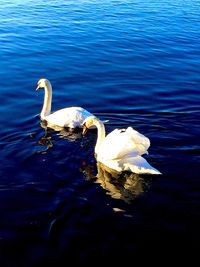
(81, 160, 151, 204)
(36, 120, 82, 153)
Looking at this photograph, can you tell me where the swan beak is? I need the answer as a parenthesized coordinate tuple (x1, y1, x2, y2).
(36, 84, 40, 90)
(82, 123, 88, 135)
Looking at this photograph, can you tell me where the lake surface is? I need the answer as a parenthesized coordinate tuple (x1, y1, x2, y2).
(0, 0, 199, 265)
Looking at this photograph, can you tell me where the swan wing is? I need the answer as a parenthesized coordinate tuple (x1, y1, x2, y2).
(99, 155, 161, 175)
(121, 155, 161, 175)
(98, 127, 150, 160)
(126, 127, 150, 154)
(45, 107, 93, 128)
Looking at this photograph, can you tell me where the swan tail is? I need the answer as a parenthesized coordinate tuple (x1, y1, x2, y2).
(123, 156, 161, 175)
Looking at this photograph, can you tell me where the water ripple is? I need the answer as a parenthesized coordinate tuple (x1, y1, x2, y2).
(0, 0, 199, 265)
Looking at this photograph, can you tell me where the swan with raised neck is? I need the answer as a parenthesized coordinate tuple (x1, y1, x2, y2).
(36, 78, 52, 120)
(36, 78, 95, 129)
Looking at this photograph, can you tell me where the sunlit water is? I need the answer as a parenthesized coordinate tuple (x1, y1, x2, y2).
(0, 0, 200, 265)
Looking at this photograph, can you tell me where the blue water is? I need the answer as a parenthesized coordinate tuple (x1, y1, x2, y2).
(0, 0, 200, 265)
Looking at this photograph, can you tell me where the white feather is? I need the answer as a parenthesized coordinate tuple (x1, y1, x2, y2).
(36, 78, 94, 129)
(44, 107, 92, 128)
(83, 116, 161, 175)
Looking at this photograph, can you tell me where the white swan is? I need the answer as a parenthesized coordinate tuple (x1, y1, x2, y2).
(82, 116, 161, 175)
(36, 78, 94, 129)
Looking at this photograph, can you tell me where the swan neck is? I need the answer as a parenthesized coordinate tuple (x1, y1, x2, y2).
(41, 82, 52, 119)
(94, 119, 106, 154)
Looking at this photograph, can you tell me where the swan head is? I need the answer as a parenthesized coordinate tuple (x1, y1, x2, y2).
(82, 116, 97, 135)
(36, 78, 51, 90)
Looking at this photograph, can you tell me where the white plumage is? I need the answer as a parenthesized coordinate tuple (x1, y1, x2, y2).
(82, 116, 161, 175)
(41, 106, 93, 129)
(36, 78, 93, 129)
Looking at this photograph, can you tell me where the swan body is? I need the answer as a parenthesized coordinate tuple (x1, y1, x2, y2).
(82, 116, 161, 175)
(36, 78, 94, 129)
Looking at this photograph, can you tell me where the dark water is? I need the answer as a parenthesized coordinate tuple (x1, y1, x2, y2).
(0, 0, 200, 265)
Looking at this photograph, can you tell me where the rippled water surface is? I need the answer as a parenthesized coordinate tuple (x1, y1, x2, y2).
(0, 0, 200, 265)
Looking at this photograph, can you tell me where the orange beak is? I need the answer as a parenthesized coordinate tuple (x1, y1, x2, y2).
(82, 123, 88, 135)
(36, 84, 40, 90)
